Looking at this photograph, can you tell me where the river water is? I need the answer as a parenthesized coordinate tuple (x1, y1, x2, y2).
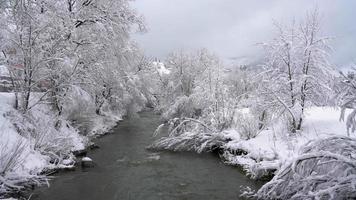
(32, 111, 263, 200)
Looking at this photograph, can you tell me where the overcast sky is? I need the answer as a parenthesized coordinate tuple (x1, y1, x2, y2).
(131, 0, 356, 67)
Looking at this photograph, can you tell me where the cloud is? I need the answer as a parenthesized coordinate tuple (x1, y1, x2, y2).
(132, 0, 356, 67)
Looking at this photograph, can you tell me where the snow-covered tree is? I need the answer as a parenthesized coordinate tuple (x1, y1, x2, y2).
(225, 65, 256, 102)
(258, 10, 334, 133)
(338, 68, 356, 135)
(0, 0, 150, 117)
(156, 49, 224, 121)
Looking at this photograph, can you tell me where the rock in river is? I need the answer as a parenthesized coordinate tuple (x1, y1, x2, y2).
(81, 157, 94, 168)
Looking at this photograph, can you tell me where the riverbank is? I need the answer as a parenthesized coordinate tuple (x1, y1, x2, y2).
(0, 92, 122, 198)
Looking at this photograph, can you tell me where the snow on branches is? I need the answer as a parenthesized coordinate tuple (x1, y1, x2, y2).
(258, 9, 335, 133)
(254, 136, 356, 200)
(338, 69, 356, 135)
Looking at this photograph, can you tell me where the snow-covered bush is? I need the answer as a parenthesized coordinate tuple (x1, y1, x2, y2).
(149, 131, 226, 153)
(0, 135, 47, 197)
(202, 90, 237, 132)
(3, 93, 86, 167)
(225, 64, 257, 104)
(254, 136, 356, 200)
(233, 109, 262, 140)
(122, 76, 150, 117)
(338, 70, 356, 135)
(161, 95, 200, 121)
(0, 139, 26, 177)
(8, 108, 84, 165)
(61, 86, 97, 135)
(149, 117, 226, 153)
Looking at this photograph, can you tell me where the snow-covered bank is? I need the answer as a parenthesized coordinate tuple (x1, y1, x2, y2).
(0, 92, 121, 197)
(222, 107, 352, 178)
(0, 93, 50, 196)
(150, 106, 356, 198)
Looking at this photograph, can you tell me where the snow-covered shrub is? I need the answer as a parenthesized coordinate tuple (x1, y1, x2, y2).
(7, 104, 85, 166)
(0, 139, 26, 176)
(338, 70, 356, 135)
(161, 96, 197, 121)
(233, 109, 262, 140)
(254, 136, 356, 200)
(203, 93, 236, 131)
(0, 137, 47, 196)
(29, 117, 83, 162)
(61, 86, 97, 135)
(149, 131, 226, 153)
(149, 117, 228, 153)
(122, 80, 148, 118)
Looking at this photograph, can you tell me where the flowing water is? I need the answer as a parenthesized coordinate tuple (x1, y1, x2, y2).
(31, 111, 263, 200)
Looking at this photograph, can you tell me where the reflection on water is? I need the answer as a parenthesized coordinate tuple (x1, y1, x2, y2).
(32, 111, 263, 200)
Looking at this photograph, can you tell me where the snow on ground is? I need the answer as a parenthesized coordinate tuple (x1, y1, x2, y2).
(222, 106, 352, 178)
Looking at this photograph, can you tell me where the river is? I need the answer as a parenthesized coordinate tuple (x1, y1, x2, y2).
(31, 111, 263, 200)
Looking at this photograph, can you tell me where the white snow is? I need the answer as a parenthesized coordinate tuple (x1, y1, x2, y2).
(152, 61, 170, 76)
(81, 157, 92, 162)
(62, 159, 73, 165)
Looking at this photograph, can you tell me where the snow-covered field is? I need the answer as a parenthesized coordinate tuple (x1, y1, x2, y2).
(222, 107, 352, 178)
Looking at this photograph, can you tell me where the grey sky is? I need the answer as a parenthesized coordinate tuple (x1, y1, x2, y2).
(132, 0, 356, 67)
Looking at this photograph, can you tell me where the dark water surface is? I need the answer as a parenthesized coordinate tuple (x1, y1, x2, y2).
(32, 111, 263, 200)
